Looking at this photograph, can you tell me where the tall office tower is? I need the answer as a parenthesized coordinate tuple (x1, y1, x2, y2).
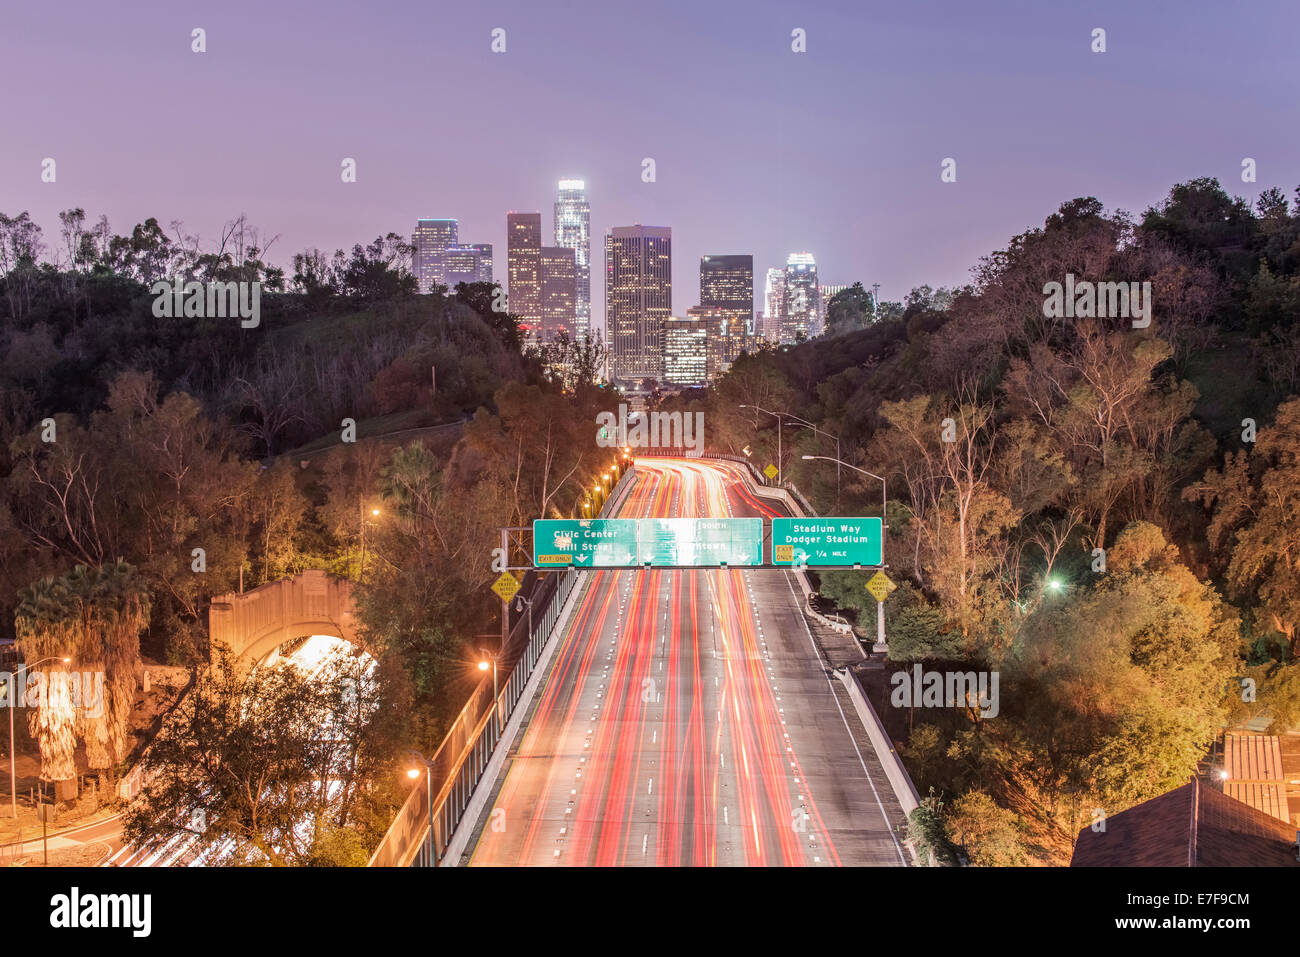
(606, 225, 672, 388)
(819, 283, 848, 330)
(507, 212, 543, 339)
(686, 305, 727, 381)
(414, 218, 459, 293)
(663, 314, 708, 389)
(442, 244, 494, 287)
(699, 254, 753, 372)
(467, 243, 493, 283)
(554, 179, 591, 339)
(763, 267, 786, 342)
(539, 245, 577, 340)
(783, 252, 820, 341)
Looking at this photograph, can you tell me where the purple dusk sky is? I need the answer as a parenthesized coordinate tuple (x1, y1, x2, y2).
(3, 0, 1298, 336)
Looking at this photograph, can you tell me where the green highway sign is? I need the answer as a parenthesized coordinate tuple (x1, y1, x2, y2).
(534, 519, 637, 567)
(638, 518, 763, 567)
(533, 518, 763, 568)
(771, 517, 883, 567)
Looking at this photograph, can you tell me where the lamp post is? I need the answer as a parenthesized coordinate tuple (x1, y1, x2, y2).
(739, 404, 783, 485)
(783, 414, 841, 512)
(406, 751, 436, 866)
(359, 504, 381, 581)
(478, 651, 501, 735)
(6, 656, 71, 819)
(515, 594, 535, 641)
(802, 454, 888, 652)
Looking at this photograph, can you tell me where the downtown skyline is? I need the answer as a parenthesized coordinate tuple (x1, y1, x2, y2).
(6, 0, 1296, 347)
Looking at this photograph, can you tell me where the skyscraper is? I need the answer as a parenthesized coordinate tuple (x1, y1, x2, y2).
(414, 218, 458, 293)
(763, 267, 786, 343)
(663, 314, 708, 389)
(507, 212, 542, 339)
(554, 179, 591, 340)
(442, 244, 494, 286)
(466, 243, 493, 283)
(783, 252, 820, 341)
(539, 245, 577, 341)
(699, 254, 753, 374)
(606, 225, 672, 388)
(686, 305, 728, 381)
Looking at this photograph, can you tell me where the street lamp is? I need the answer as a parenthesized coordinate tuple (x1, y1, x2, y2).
(478, 651, 501, 735)
(801, 455, 886, 541)
(5, 656, 71, 819)
(359, 504, 381, 581)
(407, 751, 436, 866)
(784, 414, 841, 512)
(515, 594, 535, 640)
(739, 404, 783, 484)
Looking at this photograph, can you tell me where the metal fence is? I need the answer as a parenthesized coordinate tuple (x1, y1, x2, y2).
(367, 470, 632, 867)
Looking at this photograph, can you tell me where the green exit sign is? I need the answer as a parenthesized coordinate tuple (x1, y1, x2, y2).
(771, 517, 883, 567)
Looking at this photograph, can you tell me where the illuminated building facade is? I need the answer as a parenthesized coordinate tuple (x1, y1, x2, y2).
(507, 212, 542, 338)
(783, 252, 820, 341)
(554, 179, 591, 339)
(663, 314, 708, 389)
(606, 225, 671, 388)
(539, 245, 577, 340)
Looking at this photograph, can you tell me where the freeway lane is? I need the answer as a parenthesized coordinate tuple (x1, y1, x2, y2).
(468, 458, 906, 866)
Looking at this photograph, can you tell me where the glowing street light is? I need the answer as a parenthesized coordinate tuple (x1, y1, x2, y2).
(407, 750, 436, 866)
(359, 503, 383, 581)
(478, 650, 501, 735)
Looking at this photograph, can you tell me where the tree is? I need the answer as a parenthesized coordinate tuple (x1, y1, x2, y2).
(823, 282, 875, 336)
(0, 210, 45, 322)
(1187, 397, 1300, 656)
(124, 648, 403, 866)
(875, 386, 1019, 638)
(15, 561, 150, 779)
(945, 791, 1025, 866)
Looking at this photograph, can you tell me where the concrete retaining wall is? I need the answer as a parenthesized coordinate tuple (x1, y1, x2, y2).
(835, 668, 920, 818)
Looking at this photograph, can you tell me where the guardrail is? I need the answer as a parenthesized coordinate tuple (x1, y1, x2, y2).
(367, 468, 633, 867)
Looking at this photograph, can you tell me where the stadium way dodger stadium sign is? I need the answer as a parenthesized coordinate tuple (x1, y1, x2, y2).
(771, 517, 883, 567)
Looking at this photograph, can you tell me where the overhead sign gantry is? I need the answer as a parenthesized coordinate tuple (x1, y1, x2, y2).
(531, 516, 883, 569)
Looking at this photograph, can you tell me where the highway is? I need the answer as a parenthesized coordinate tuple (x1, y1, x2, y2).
(468, 457, 907, 866)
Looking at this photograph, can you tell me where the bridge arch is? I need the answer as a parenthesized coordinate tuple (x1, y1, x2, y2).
(208, 570, 361, 671)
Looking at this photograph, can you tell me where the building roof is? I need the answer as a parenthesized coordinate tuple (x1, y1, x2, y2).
(1070, 777, 1299, 867)
(1224, 732, 1290, 823)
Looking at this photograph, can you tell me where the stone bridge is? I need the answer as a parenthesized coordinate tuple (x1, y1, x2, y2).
(208, 570, 359, 669)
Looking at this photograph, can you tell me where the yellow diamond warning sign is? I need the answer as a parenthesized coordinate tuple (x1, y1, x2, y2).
(763, 464, 778, 480)
(865, 570, 895, 603)
(491, 572, 521, 602)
